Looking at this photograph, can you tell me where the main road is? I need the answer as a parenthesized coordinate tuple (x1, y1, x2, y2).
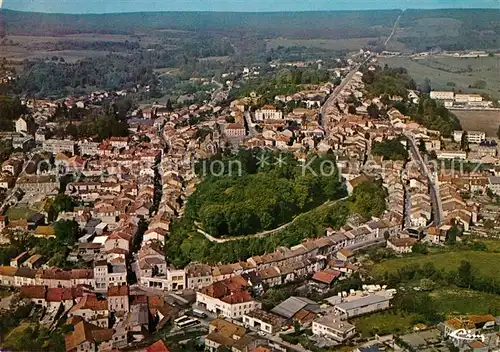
(405, 133, 443, 226)
(320, 55, 373, 136)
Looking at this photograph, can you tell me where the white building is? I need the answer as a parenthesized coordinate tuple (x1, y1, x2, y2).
(333, 295, 391, 318)
(312, 316, 356, 342)
(430, 91, 455, 100)
(254, 105, 283, 121)
(43, 139, 76, 155)
(453, 130, 464, 143)
(196, 275, 261, 319)
(466, 131, 486, 144)
(436, 150, 467, 160)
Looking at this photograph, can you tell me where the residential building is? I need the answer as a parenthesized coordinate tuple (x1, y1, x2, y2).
(17, 175, 59, 193)
(312, 316, 356, 342)
(225, 123, 246, 137)
(107, 285, 129, 313)
(196, 275, 261, 319)
(467, 131, 486, 144)
(42, 139, 76, 155)
(255, 105, 283, 121)
(387, 237, 417, 254)
(185, 263, 213, 290)
(243, 309, 284, 334)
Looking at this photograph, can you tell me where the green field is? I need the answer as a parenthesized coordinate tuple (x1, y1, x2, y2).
(266, 37, 381, 52)
(378, 56, 500, 100)
(453, 110, 500, 138)
(430, 287, 500, 316)
(371, 251, 500, 281)
(352, 311, 419, 337)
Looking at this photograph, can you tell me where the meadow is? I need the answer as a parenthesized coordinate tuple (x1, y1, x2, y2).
(379, 56, 500, 100)
(453, 110, 500, 138)
(371, 250, 500, 281)
(266, 37, 381, 52)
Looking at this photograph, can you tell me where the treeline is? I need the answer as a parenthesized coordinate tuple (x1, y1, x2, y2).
(27, 40, 141, 52)
(54, 115, 129, 142)
(396, 95, 462, 137)
(186, 149, 346, 237)
(0, 95, 27, 131)
(362, 66, 417, 98)
(371, 137, 409, 161)
(165, 176, 387, 266)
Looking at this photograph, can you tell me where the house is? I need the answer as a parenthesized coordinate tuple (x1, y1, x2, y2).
(20, 285, 47, 306)
(17, 175, 59, 193)
(33, 225, 56, 238)
(143, 227, 168, 245)
(443, 315, 496, 339)
(27, 213, 45, 231)
(336, 248, 354, 262)
(146, 340, 170, 352)
(196, 275, 261, 319)
(71, 269, 95, 287)
(467, 131, 486, 144)
(346, 174, 369, 195)
(185, 263, 213, 290)
(311, 269, 342, 290)
(22, 254, 44, 269)
(0, 265, 17, 286)
(312, 315, 356, 342)
(205, 319, 247, 352)
(242, 309, 284, 334)
(225, 123, 246, 137)
(93, 260, 108, 292)
(107, 285, 129, 313)
(334, 295, 391, 318)
(68, 295, 109, 328)
(104, 232, 131, 254)
(387, 237, 417, 254)
(14, 267, 37, 286)
(10, 251, 29, 267)
(65, 317, 114, 352)
(15, 116, 34, 134)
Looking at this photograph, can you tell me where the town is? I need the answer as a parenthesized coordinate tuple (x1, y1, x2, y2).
(0, 6, 500, 352)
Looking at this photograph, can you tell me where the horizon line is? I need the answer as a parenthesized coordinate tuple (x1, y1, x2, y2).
(0, 7, 496, 16)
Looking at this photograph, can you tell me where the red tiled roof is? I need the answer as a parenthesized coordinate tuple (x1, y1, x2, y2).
(20, 285, 47, 299)
(47, 287, 73, 302)
(312, 270, 341, 285)
(146, 340, 170, 352)
(107, 285, 129, 297)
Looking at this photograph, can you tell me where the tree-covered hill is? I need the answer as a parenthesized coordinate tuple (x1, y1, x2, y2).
(186, 149, 347, 237)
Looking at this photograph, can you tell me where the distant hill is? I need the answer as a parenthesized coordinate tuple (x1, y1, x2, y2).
(0, 9, 400, 39)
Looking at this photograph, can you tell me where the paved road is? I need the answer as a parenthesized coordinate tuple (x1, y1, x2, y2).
(320, 56, 373, 136)
(244, 111, 258, 137)
(405, 133, 443, 226)
(384, 10, 404, 46)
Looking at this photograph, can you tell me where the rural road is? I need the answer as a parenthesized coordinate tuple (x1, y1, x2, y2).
(384, 10, 404, 47)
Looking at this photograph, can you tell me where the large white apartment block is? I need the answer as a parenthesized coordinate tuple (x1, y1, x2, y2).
(430, 91, 455, 100)
(43, 139, 76, 155)
(466, 131, 486, 144)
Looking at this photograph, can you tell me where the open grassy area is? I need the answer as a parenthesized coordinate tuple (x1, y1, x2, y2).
(352, 311, 419, 337)
(453, 110, 500, 138)
(5, 206, 37, 221)
(378, 56, 500, 100)
(371, 251, 500, 281)
(430, 287, 500, 316)
(2, 322, 32, 348)
(266, 37, 381, 52)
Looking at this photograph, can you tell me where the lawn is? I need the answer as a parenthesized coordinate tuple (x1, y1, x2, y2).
(429, 286, 500, 316)
(1, 322, 32, 349)
(378, 56, 500, 100)
(5, 207, 37, 221)
(371, 251, 500, 281)
(352, 311, 419, 337)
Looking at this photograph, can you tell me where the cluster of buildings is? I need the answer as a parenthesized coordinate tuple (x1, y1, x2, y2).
(430, 90, 493, 109)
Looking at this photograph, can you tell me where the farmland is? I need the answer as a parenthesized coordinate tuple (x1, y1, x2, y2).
(371, 250, 500, 282)
(453, 110, 500, 138)
(266, 37, 381, 52)
(429, 287, 500, 316)
(378, 56, 500, 100)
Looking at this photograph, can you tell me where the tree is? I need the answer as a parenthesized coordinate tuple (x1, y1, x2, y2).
(497, 125, 500, 139)
(456, 260, 474, 288)
(411, 242, 429, 255)
(54, 219, 80, 245)
(367, 103, 380, 119)
(52, 194, 75, 214)
(347, 105, 357, 114)
(420, 78, 431, 94)
(446, 226, 462, 244)
(418, 140, 427, 154)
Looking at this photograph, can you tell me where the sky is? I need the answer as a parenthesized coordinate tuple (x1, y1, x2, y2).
(1, 0, 499, 13)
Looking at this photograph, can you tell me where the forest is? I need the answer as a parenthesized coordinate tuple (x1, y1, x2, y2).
(186, 149, 346, 237)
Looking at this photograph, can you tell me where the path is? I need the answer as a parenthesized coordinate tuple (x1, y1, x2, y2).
(197, 196, 349, 243)
(384, 10, 404, 47)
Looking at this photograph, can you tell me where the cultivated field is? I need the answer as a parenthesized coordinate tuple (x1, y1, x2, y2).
(429, 287, 500, 316)
(266, 37, 381, 52)
(453, 110, 500, 137)
(1, 47, 118, 63)
(371, 251, 500, 281)
(378, 56, 500, 100)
